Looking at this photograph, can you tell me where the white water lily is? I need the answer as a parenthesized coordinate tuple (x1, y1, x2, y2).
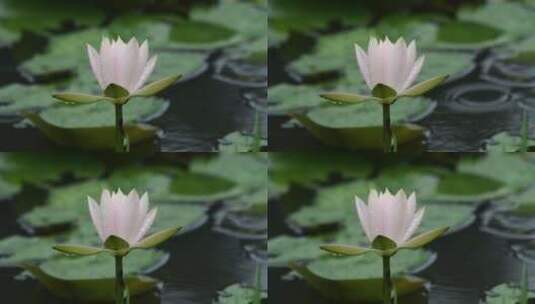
(87, 37, 157, 94)
(355, 189, 424, 246)
(88, 189, 157, 246)
(355, 37, 424, 95)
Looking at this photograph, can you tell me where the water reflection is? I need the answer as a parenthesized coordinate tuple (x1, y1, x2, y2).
(481, 51, 535, 88)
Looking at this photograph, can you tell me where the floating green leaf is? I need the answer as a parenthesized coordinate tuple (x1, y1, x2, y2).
(485, 284, 535, 304)
(436, 21, 506, 49)
(458, 153, 535, 191)
(0, 236, 56, 264)
(458, 2, 535, 37)
(24, 112, 159, 150)
(431, 172, 509, 203)
(485, 132, 535, 153)
(214, 283, 267, 304)
(218, 131, 267, 153)
(268, 236, 325, 267)
(0, 84, 57, 114)
(169, 171, 238, 202)
(290, 249, 431, 302)
(269, 152, 372, 187)
(0, 152, 104, 185)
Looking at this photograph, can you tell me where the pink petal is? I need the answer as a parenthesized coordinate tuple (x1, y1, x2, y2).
(133, 55, 157, 93)
(134, 207, 158, 244)
(355, 44, 371, 89)
(88, 197, 105, 242)
(87, 44, 104, 89)
(402, 207, 425, 243)
(401, 55, 425, 93)
(355, 196, 372, 241)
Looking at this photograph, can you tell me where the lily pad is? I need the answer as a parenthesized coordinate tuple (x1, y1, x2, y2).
(503, 186, 535, 215)
(22, 262, 160, 302)
(458, 153, 535, 191)
(0, 0, 105, 33)
(214, 283, 266, 304)
(485, 132, 535, 153)
(107, 166, 172, 201)
(24, 112, 159, 151)
(431, 172, 509, 203)
(292, 99, 431, 150)
(287, 28, 370, 79)
(268, 84, 328, 114)
(191, 153, 267, 193)
(19, 205, 78, 234)
(0, 152, 104, 185)
(306, 98, 432, 129)
(41, 249, 167, 280)
(436, 20, 506, 50)
(218, 131, 266, 153)
(285, 180, 372, 230)
(150, 204, 207, 234)
(147, 52, 208, 83)
(0, 84, 57, 114)
(484, 283, 535, 304)
(169, 171, 239, 202)
(168, 19, 240, 50)
(372, 15, 439, 49)
(24, 97, 167, 150)
(191, 1, 266, 39)
(458, 2, 535, 37)
(0, 236, 56, 264)
(372, 168, 440, 200)
(290, 249, 431, 302)
(0, 25, 20, 46)
(269, 0, 370, 33)
(40, 98, 168, 129)
(0, 176, 20, 200)
(47, 179, 108, 213)
(268, 236, 325, 267)
(269, 152, 372, 187)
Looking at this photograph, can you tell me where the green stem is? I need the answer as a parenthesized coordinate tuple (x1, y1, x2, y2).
(521, 108, 529, 153)
(383, 256, 392, 304)
(382, 104, 393, 153)
(115, 104, 128, 152)
(115, 255, 126, 304)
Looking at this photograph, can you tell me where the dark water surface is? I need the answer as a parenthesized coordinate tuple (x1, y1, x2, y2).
(0, 186, 267, 304)
(269, 186, 532, 304)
